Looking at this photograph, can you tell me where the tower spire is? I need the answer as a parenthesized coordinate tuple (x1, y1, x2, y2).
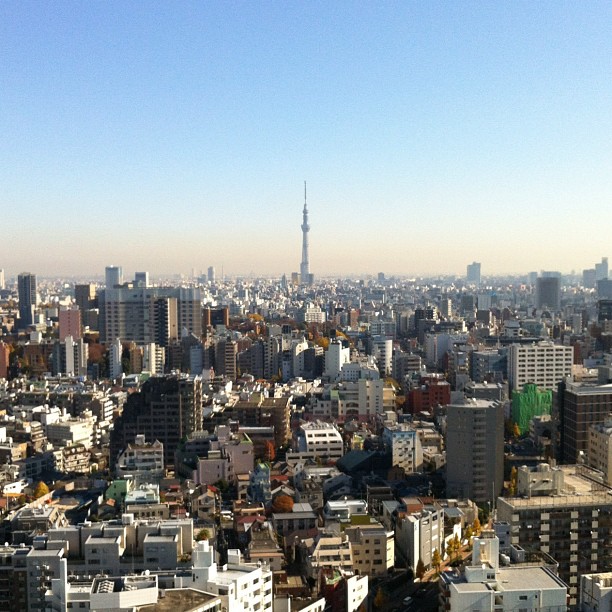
(300, 181, 311, 284)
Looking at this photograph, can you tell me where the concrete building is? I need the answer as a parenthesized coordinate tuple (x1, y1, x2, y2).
(100, 286, 202, 344)
(508, 342, 574, 392)
(446, 398, 504, 505)
(381, 424, 423, 474)
(186, 541, 273, 612)
(58, 307, 81, 341)
(536, 276, 561, 311)
(17, 272, 37, 329)
(555, 380, 612, 464)
(295, 421, 344, 462)
(344, 521, 394, 576)
(324, 339, 351, 381)
(581, 572, 612, 612)
(497, 464, 612, 604)
(110, 375, 203, 468)
(588, 419, 612, 485)
(105, 265, 123, 288)
(439, 531, 568, 612)
(115, 435, 165, 485)
(466, 261, 481, 285)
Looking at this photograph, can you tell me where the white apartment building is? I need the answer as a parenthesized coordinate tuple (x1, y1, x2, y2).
(581, 572, 612, 612)
(184, 541, 273, 612)
(115, 435, 165, 484)
(304, 532, 354, 579)
(440, 531, 568, 612)
(324, 339, 351, 381)
(395, 502, 444, 572)
(508, 341, 574, 391)
(296, 421, 344, 462)
(382, 424, 423, 474)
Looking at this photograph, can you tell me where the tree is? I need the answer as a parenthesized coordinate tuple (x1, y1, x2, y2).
(415, 558, 426, 580)
(473, 517, 482, 535)
(508, 466, 518, 496)
(33, 481, 49, 499)
(373, 587, 388, 610)
(465, 525, 474, 545)
(264, 440, 276, 462)
(432, 548, 442, 574)
(196, 528, 211, 541)
(271, 494, 294, 513)
(512, 422, 521, 439)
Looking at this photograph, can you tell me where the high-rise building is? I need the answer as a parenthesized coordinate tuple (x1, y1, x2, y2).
(446, 398, 504, 505)
(0, 268, 4, 290)
(497, 464, 612, 605)
(207, 266, 215, 282)
(58, 307, 82, 341)
(536, 276, 561, 310)
(74, 283, 96, 312)
(17, 272, 37, 329)
(99, 286, 202, 343)
(596, 257, 609, 281)
(300, 181, 313, 285)
(134, 271, 149, 287)
(583, 268, 597, 289)
(508, 342, 573, 392)
(466, 261, 481, 285)
(105, 265, 123, 288)
(554, 379, 612, 464)
(110, 374, 203, 468)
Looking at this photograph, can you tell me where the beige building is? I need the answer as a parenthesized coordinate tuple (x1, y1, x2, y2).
(344, 521, 394, 576)
(588, 419, 612, 484)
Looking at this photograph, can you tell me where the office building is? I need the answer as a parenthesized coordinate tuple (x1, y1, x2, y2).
(0, 268, 4, 290)
(466, 261, 481, 285)
(508, 342, 573, 392)
(74, 283, 96, 312)
(17, 272, 37, 328)
(555, 380, 612, 464)
(536, 276, 561, 310)
(100, 286, 202, 343)
(134, 271, 149, 287)
(596, 257, 609, 281)
(584, 268, 597, 289)
(105, 265, 123, 288)
(446, 398, 504, 504)
(207, 266, 215, 282)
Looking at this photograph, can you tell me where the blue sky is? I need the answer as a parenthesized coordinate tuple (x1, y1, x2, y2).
(1, 2, 611, 278)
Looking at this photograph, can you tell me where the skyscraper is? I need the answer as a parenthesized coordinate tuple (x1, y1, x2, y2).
(536, 276, 560, 310)
(0, 269, 4, 290)
(595, 257, 609, 281)
(17, 272, 37, 328)
(466, 261, 481, 285)
(300, 181, 312, 285)
(105, 265, 123, 288)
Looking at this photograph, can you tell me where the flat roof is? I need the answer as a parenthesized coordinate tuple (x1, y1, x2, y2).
(138, 588, 219, 612)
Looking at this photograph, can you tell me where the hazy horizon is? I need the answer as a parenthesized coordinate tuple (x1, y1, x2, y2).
(2, 2, 611, 277)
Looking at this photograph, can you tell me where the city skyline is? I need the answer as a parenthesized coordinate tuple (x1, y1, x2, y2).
(2, 2, 612, 276)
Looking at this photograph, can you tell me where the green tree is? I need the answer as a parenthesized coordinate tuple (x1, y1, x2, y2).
(196, 528, 211, 541)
